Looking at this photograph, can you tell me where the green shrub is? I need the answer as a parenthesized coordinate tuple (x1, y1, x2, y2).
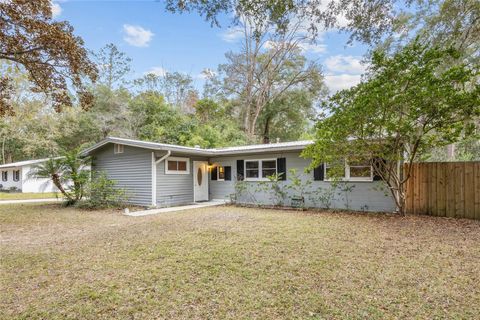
(77, 173, 128, 209)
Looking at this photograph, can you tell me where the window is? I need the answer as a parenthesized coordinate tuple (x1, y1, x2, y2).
(1, 171, 7, 182)
(348, 160, 373, 180)
(218, 166, 225, 181)
(262, 160, 277, 177)
(244, 159, 277, 181)
(325, 159, 373, 181)
(245, 161, 259, 179)
(114, 144, 124, 154)
(325, 160, 346, 180)
(165, 157, 190, 174)
(13, 170, 20, 182)
(212, 165, 231, 181)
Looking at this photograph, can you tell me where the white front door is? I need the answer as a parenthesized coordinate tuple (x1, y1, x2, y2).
(193, 161, 209, 202)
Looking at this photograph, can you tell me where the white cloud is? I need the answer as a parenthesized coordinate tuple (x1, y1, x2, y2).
(264, 40, 327, 55)
(323, 55, 368, 92)
(298, 42, 327, 54)
(123, 24, 154, 47)
(324, 55, 366, 74)
(145, 67, 167, 77)
(263, 40, 277, 50)
(317, 0, 350, 29)
(220, 26, 244, 43)
(324, 74, 362, 93)
(51, 1, 62, 18)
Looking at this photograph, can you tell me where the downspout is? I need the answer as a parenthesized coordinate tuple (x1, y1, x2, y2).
(156, 151, 171, 165)
(151, 150, 171, 207)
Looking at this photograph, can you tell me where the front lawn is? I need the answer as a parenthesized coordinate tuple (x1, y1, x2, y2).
(0, 192, 60, 200)
(1, 203, 479, 319)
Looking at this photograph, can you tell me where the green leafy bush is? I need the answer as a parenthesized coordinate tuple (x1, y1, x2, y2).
(77, 172, 128, 209)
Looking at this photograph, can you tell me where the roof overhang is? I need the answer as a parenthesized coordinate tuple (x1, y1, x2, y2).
(0, 157, 64, 169)
(80, 137, 314, 158)
(80, 137, 212, 157)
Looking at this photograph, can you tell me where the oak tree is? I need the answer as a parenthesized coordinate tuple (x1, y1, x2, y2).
(0, 0, 97, 116)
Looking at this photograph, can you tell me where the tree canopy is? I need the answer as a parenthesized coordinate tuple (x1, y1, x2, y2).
(2, 0, 478, 181)
(0, 0, 97, 115)
(303, 40, 480, 213)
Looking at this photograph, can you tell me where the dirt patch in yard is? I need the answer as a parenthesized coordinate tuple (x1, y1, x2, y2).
(1, 203, 479, 319)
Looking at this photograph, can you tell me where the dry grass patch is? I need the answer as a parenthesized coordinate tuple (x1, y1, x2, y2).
(0, 192, 60, 200)
(1, 203, 479, 319)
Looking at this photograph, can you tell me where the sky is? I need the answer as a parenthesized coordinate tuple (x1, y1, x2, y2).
(53, 0, 370, 94)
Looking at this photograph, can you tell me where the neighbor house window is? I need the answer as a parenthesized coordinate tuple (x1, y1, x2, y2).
(325, 159, 373, 181)
(165, 157, 190, 174)
(114, 144, 124, 154)
(1, 171, 7, 181)
(218, 166, 225, 181)
(244, 159, 277, 181)
(13, 170, 20, 182)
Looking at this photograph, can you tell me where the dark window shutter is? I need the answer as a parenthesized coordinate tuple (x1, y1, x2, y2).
(224, 166, 232, 181)
(372, 158, 386, 181)
(211, 166, 218, 181)
(236, 160, 244, 181)
(277, 158, 287, 180)
(313, 164, 324, 181)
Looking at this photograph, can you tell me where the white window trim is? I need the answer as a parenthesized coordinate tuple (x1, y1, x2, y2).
(217, 165, 225, 181)
(114, 144, 124, 154)
(1, 171, 7, 182)
(324, 161, 373, 182)
(165, 157, 190, 175)
(244, 158, 277, 181)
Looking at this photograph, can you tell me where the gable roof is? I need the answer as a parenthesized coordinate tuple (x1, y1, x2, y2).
(0, 157, 63, 169)
(80, 137, 313, 157)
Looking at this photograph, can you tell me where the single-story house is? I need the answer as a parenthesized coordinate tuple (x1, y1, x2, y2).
(81, 137, 395, 212)
(0, 158, 60, 193)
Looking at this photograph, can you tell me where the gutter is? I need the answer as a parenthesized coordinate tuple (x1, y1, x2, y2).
(151, 150, 171, 207)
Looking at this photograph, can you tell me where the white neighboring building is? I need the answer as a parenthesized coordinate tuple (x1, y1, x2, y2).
(0, 158, 60, 193)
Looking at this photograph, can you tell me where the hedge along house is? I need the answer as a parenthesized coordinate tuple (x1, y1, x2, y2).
(81, 137, 395, 212)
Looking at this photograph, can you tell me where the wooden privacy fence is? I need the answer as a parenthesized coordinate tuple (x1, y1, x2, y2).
(404, 162, 480, 220)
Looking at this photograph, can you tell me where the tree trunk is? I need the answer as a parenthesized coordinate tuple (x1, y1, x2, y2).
(244, 109, 251, 136)
(1, 136, 5, 165)
(389, 161, 407, 215)
(249, 111, 259, 139)
(392, 187, 406, 215)
(52, 174, 73, 202)
(262, 115, 271, 144)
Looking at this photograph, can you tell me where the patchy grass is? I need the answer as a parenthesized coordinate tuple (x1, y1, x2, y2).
(1, 203, 479, 319)
(0, 192, 60, 200)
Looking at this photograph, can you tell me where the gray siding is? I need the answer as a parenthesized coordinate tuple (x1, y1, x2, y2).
(156, 154, 207, 207)
(209, 151, 395, 212)
(208, 158, 236, 200)
(91, 144, 395, 212)
(92, 144, 152, 206)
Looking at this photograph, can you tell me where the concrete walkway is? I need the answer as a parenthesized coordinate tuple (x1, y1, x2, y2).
(125, 200, 227, 217)
(0, 198, 62, 205)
